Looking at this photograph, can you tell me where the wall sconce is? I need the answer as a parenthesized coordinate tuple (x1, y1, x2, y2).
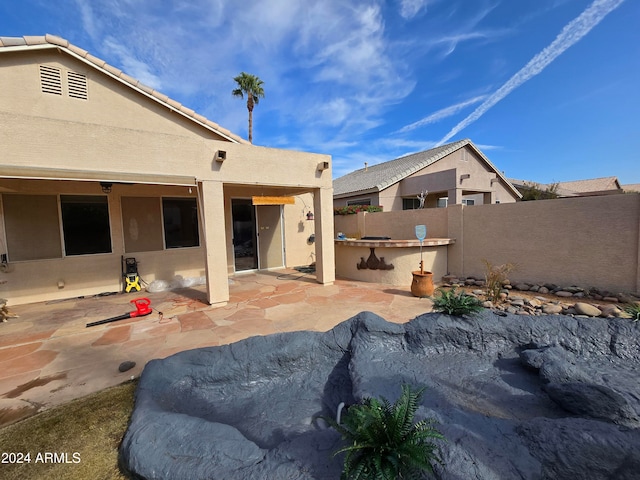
(100, 182, 113, 194)
(215, 150, 227, 162)
(317, 161, 330, 171)
(306, 211, 314, 221)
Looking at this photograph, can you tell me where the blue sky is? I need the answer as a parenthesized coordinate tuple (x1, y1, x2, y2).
(1, 0, 638, 183)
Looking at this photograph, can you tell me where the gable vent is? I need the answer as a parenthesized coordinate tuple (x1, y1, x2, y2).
(67, 71, 88, 100)
(39, 65, 62, 95)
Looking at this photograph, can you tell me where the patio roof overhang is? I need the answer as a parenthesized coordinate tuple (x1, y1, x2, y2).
(0, 165, 196, 186)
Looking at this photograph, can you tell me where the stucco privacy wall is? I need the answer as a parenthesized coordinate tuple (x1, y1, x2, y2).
(334, 209, 448, 240)
(455, 194, 640, 294)
(333, 194, 639, 293)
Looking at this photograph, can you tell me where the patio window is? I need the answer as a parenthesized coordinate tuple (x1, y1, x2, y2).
(1, 194, 111, 260)
(437, 197, 448, 208)
(162, 198, 200, 248)
(60, 195, 112, 255)
(121, 197, 200, 252)
(347, 198, 371, 206)
(402, 198, 421, 210)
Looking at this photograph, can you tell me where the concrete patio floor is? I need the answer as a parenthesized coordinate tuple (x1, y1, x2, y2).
(0, 270, 433, 427)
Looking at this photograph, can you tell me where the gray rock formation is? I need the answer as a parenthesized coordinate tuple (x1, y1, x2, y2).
(120, 311, 640, 479)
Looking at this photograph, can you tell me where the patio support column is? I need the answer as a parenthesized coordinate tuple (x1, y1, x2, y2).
(313, 186, 335, 285)
(199, 180, 229, 306)
(447, 187, 461, 205)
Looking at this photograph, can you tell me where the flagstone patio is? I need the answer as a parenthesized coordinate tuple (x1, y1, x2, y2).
(0, 270, 433, 427)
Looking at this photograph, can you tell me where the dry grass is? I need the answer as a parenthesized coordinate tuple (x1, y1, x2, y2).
(0, 381, 136, 480)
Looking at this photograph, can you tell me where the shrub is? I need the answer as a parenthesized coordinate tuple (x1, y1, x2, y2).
(623, 303, 640, 322)
(519, 181, 559, 201)
(433, 287, 483, 316)
(326, 385, 444, 480)
(483, 260, 517, 303)
(334, 205, 383, 215)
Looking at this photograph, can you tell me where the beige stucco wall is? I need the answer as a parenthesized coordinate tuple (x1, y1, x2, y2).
(0, 47, 334, 305)
(356, 209, 449, 239)
(456, 194, 640, 293)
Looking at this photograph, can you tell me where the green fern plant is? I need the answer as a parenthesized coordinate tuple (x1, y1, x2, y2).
(325, 385, 444, 480)
(432, 287, 483, 316)
(623, 303, 640, 322)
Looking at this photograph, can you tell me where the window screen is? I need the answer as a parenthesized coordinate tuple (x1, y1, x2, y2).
(121, 197, 164, 252)
(3, 194, 62, 261)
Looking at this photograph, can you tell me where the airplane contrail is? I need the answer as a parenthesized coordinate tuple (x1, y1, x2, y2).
(437, 0, 626, 146)
(398, 95, 486, 133)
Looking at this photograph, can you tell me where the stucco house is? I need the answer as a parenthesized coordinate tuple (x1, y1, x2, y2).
(0, 35, 335, 306)
(333, 139, 521, 211)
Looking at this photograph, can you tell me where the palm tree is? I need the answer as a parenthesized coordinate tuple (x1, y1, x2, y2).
(232, 72, 265, 144)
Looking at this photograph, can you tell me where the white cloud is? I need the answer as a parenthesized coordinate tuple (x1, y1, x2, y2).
(398, 95, 487, 133)
(69, 0, 417, 142)
(103, 37, 163, 89)
(399, 0, 428, 19)
(438, 0, 626, 145)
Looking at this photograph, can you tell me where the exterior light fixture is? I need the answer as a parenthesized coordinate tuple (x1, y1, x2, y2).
(215, 150, 227, 162)
(100, 182, 113, 194)
(306, 211, 314, 221)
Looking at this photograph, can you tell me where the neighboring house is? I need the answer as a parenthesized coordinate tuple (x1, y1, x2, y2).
(0, 35, 335, 306)
(509, 176, 624, 198)
(333, 139, 521, 211)
(622, 183, 640, 193)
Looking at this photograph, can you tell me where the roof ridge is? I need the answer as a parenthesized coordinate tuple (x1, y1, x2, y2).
(0, 34, 248, 144)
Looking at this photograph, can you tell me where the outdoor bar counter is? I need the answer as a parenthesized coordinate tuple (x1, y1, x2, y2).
(334, 237, 455, 286)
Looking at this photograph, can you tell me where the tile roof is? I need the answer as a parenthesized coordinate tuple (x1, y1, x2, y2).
(334, 139, 520, 198)
(510, 176, 623, 197)
(622, 183, 640, 193)
(0, 34, 248, 144)
(555, 176, 621, 194)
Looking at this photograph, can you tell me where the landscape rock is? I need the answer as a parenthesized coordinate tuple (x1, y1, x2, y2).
(118, 361, 136, 372)
(556, 291, 573, 297)
(542, 304, 563, 315)
(120, 311, 640, 480)
(600, 305, 623, 318)
(574, 302, 602, 317)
